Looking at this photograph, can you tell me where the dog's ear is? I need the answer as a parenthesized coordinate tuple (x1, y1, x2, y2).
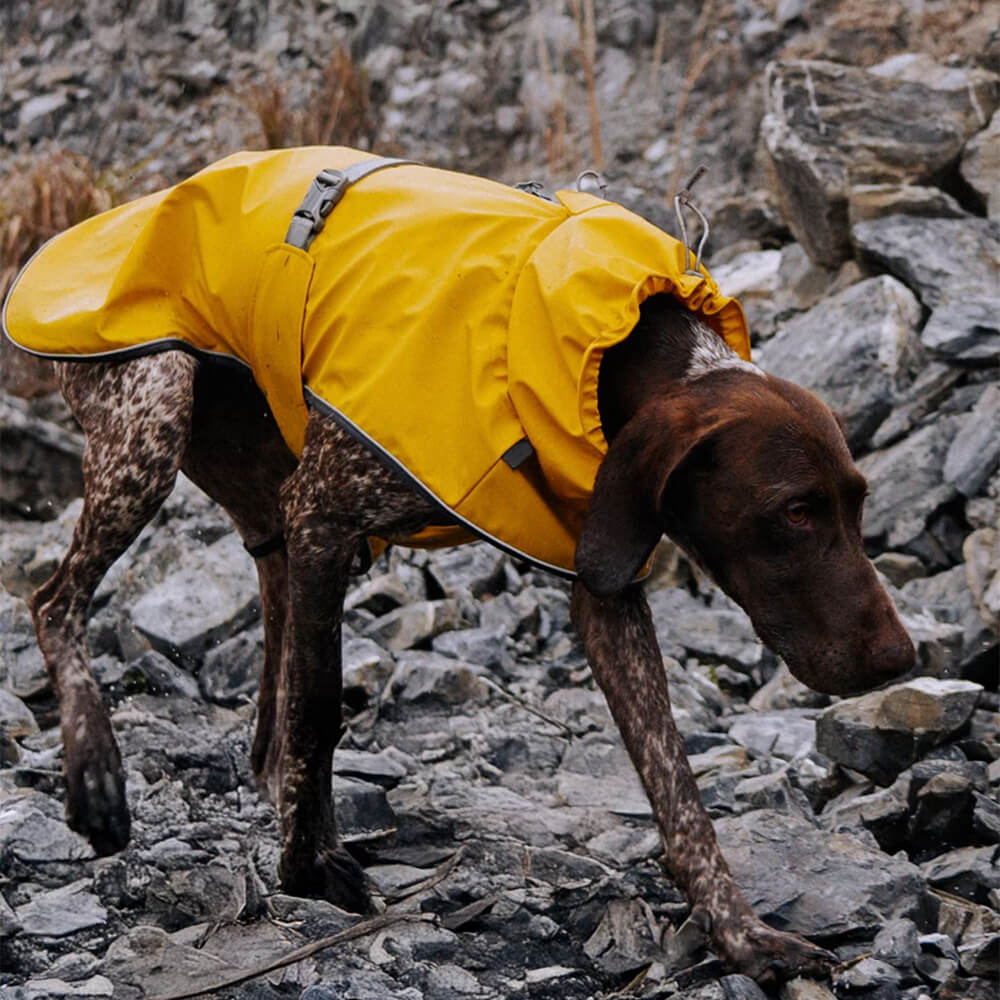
(575, 399, 703, 596)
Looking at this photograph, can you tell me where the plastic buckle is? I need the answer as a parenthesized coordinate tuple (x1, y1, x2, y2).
(285, 169, 348, 249)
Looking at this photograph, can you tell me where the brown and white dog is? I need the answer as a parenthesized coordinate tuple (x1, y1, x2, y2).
(24, 257, 912, 981)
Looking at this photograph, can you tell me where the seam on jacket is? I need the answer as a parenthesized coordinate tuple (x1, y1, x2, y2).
(303, 385, 578, 580)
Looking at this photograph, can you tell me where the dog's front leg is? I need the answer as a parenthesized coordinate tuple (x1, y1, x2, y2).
(274, 452, 371, 913)
(570, 581, 835, 983)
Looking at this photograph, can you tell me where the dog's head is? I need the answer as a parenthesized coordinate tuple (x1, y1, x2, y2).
(578, 349, 914, 696)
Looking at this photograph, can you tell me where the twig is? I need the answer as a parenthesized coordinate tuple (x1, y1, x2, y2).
(146, 910, 433, 1000)
(480, 676, 574, 737)
(384, 847, 465, 903)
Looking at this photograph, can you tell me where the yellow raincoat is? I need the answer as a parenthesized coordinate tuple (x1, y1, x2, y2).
(3, 147, 750, 576)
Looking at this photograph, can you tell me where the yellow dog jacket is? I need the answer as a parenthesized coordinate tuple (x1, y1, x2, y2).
(3, 147, 750, 577)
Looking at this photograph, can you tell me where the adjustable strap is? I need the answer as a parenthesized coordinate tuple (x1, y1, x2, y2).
(285, 157, 418, 251)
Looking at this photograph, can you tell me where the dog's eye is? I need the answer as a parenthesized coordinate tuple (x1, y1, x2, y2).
(784, 501, 810, 526)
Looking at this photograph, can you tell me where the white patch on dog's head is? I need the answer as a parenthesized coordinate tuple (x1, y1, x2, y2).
(683, 316, 763, 381)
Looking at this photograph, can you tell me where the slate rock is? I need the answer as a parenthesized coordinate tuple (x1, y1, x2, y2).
(873, 917, 921, 971)
(431, 626, 509, 670)
(944, 383, 1000, 499)
(0, 790, 95, 863)
(833, 957, 902, 991)
(198, 623, 264, 705)
(758, 276, 924, 450)
(390, 651, 488, 706)
(0, 393, 84, 520)
(146, 863, 247, 931)
(816, 678, 983, 785)
(336, 777, 397, 841)
(130, 530, 260, 665)
(364, 598, 466, 652)
(15, 879, 107, 937)
(961, 108, 1000, 217)
(922, 845, 1000, 904)
(583, 898, 662, 974)
(342, 634, 396, 702)
(921, 296, 1000, 364)
(647, 587, 765, 671)
(847, 184, 968, 226)
(822, 777, 911, 856)
(761, 59, 999, 265)
(964, 528, 1000, 634)
(728, 710, 817, 762)
(857, 417, 963, 550)
(852, 215, 1000, 311)
(121, 649, 200, 698)
(0, 590, 49, 699)
(424, 544, 508, 598)
(716, 809, 936, 939)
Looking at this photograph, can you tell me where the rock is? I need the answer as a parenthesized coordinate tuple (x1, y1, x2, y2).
(0, 394, 84, 520)
(2, 976, 115, 998)
(921, 297, 1000, 364)
(761, 59, 999, 265)
(852, 215, 1000, 310)
(390, 651, 489, 706)
(944, 384, 1000, 498)
(424, 544, 508, 598)
(198, 623, 263, 704)
(432, 626, 509, 670)
(815, 678, 983, 785)
(0, 790, 95, 863)
(907, 768, 980, 862)
(748, 663, 828, 712)
(336, 777, 397, 841)
(873, 916, 921, 971)
(121, 649, 200, 698)
(822, 776, 911, 855)
(557, 734, 651, 817)
(15, 879, 107, 937)
(758, 276, 924, 450)
(857, 417, 962, 551)
(721, 974, 769, 1000)
(964, 528, 1000, 633)
(342, 634, 395, 702)
(146, 863, 247, 931)
(647, 587, 765, 672)
(129, 530, 260, 665)
(0, 687, 39, 746)
(583, 898, 661, 974)
(922, 845, 1000, 904)
(716, 809, 936, 939)
(961, 109, 1000, 217)
(780, 979, 837, 1000)
(833, 957, 902, 991)
(727, 710, 817, 761)
(709, 249, 782, 300)
(847, 184, 967, 226)
(870, 363, 963, 450)
(364, 598, 466, 652)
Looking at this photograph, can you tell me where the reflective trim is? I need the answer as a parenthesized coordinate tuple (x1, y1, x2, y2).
(303, 386, 579, 580)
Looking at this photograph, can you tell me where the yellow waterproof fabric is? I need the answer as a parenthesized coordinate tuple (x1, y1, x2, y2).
(3, 147, 750, 576)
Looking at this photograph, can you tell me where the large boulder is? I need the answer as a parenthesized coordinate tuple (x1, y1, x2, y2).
(758, 275, 925, 450)
(761, 58, 998, 266)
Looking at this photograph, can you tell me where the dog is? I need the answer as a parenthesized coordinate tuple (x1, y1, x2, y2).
(4, 148, 915, 982)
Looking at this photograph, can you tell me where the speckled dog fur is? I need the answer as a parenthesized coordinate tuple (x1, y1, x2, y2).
(32, 294, 914, 984)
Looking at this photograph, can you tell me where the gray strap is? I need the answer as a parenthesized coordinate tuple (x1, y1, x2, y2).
(285, 157, 418, 251)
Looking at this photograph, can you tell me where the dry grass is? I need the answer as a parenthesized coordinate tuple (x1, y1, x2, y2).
(249, 46, 375, 149)
(0, 150, 125, 396)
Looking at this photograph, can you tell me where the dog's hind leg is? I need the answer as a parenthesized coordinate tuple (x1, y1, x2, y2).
(31, 352, 197, 855)
(178, 362, 297, 795)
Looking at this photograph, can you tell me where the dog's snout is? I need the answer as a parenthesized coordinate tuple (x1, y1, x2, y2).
(870, 635, 916, 679)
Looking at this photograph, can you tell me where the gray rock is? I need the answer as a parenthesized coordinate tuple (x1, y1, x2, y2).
(146, 863, 247, 930)
(822, 776, 911, 855)
(780, 979, 837, 1000)
(0, 687, 39, 744)
(0, 394, 83, 520)
(334, 747, 410, 787)
(390, 651, 488, 706)
(759, 276, 925, 450)
(130, 530, 260, 665)
(921, 296, 1000, 363)
(869, 363, 964, 450)
(761, 59, 999, 265)
(852, 215, 1000, 311)
(964, 528, 1000, 633)
(847, 184, 968, 226)
(961, 109, 1000, 218)
(833, 957, 902, 991)
(15, 879, 107, 937)
(0, 790, 95, 863)
(716, 809, 936, 938)
(122, 649, 200, 698)
(364, 599, 466, 652)
(431, 626, 509, 670)
(198, 623, 263, 704)
(648, 588, 765, 671)
(336, 777, 397, 841)
(944, 383, 1000, 498)
(728, 710, 817, 761)
(922, 845, 1000, 904)
(816, 678, 983, 785)
(857, 417, 963, 550)
(873, 916, 921, 970)
(424, 544, 509, 598)
(557, 735, 651, 817)
(584, 898, 662, 974)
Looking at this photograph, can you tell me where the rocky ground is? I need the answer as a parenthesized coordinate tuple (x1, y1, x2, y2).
(1, 1, 999, 998)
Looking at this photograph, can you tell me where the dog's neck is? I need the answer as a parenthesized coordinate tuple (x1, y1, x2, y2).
(598, 294, 761, 440)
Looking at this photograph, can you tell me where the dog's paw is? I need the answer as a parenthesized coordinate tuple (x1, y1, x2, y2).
(716, 916, 836, 985)
(62, 709, 130, 856)
(281, 844, 377, 915)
